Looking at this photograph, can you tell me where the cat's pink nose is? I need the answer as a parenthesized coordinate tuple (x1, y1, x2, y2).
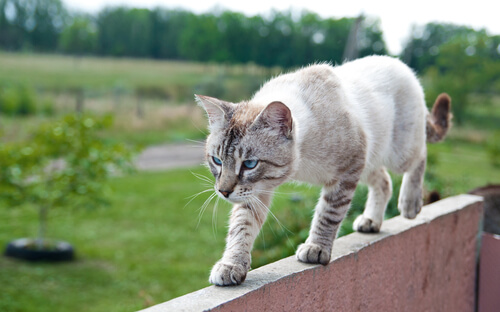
(219, 190, 232, 198)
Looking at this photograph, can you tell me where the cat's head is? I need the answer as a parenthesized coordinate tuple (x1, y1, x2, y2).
(196, 95, 295, 203)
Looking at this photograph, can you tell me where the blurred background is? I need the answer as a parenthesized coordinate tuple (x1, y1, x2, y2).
(0, 0, 499, 311)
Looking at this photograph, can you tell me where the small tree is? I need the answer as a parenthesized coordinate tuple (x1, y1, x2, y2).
(0, 114, 136, 255)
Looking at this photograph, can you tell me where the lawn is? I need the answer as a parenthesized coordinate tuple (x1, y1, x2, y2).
(0, 51, 268, 91)
(1, 134, 499, 311)
(0, 168, 227, 311)
(0, 52, 275, 146)
(1, 52, 499, 311)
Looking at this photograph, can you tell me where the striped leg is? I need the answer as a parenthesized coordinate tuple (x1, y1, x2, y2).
(209, 193, 270, 286)
(296, 180, 358, 265)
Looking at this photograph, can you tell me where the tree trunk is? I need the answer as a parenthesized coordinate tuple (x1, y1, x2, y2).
(36, 205, 48, 249)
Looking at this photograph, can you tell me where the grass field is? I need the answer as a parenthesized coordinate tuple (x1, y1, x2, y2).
(0, 51, 272, 92)
(1, 52, 499, 311)
(1, 137, 499, 311)
(0, 52, 277, 146)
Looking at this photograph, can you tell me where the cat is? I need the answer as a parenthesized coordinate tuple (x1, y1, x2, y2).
(195, 55, 451, 286)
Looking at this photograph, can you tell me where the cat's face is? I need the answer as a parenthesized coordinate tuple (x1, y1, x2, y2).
(197, 95, 295, 203)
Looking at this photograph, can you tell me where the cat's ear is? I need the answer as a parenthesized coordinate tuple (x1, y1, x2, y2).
(195, 94, 235, 127)
(252, 101, 293, 138)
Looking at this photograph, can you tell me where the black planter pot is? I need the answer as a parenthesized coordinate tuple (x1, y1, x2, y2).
(4, 238, 75, 262)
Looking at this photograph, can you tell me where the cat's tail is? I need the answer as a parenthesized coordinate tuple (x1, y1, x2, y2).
(426, 93, 452, 143)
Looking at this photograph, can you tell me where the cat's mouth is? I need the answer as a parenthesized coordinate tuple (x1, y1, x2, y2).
(215, 189, 250, 204)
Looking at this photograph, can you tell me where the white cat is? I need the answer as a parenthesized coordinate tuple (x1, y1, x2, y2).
(196, 55, 451, 286)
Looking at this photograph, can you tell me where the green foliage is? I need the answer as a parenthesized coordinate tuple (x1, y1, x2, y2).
(402, 23, 483, 73)
(486, 131, 500, 167)
(59, 15, 97, 54)
(419, 30, 499, 125)
(0, 86, 19, 115)
(0, 114, 136, 240)
(0, 0, 68, 51)
(40, 98, 56, 116)
(1, 133, 500, 311)
(1, 2, 387, 67)
(0, 84, 37, 116)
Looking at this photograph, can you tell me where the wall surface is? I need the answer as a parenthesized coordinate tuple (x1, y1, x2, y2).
(143, 195, 483, 312)
(478, 232, 500, 312)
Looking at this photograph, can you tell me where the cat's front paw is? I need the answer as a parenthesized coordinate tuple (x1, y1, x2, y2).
(353, 215, 381, 233)
(296, 243, 330, 265)
(209, 261, 248, 286)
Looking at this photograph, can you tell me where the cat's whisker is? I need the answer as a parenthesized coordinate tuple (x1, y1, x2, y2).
(196, 192, 217, 229)
(190, 171, 214, 184)
(212, 196, 221, 237)
(251, 195, 297, 251)
(244, 198, 258, 231)
(246, 197, 266, 249)
(184, 188, 213, 201)
(250, 196, 278, 243)
(251, 195, 292, 236)
(254, 188, 296, 197)
(188, 118, 208, 137)
(184, 188, 214, 209)
(185, 138, 206, 146)
(191, 173, 213, 184)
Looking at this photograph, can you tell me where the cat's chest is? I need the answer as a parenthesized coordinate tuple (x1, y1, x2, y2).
(291, 158, 334, 185)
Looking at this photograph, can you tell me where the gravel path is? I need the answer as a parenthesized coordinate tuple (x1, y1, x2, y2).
(135, 142, 205, 171)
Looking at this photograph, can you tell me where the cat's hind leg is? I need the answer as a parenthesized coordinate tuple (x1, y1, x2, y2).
(398, 156, 426, 219)
(353, 167, 392, 233)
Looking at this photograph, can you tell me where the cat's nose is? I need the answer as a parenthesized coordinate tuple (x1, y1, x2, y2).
(219, 190, 232, 198)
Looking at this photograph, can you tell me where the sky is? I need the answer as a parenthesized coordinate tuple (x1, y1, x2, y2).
(63, 0, 500, 55)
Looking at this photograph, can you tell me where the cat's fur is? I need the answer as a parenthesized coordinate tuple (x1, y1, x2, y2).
(196, 55, 451, 286)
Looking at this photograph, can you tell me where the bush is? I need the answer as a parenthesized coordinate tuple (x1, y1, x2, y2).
(486, 131, 500, 167)
(0, 114, 137, 244)
(16, 86, 37, 115)
(0, 84, 37, 116)
(0, 87, 20, 116)
(40, 98, 56, 116)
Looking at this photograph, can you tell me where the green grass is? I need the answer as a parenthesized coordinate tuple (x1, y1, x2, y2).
(2, 135, 499, 311)
(1, 52, 499, 311)
(0, 51, 273, 98)
(0, 52, 275, 146)
(0, 52, 215, 90)
(0, 168, 228, 311)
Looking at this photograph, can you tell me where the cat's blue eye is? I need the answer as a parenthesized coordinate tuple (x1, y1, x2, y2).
(212, 156, 222, 165)
(243, 159, 258, 169)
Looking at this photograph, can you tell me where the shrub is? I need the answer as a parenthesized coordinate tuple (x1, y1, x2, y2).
(486, 131, 500, 167)
(40, 98, 56, 116)
(16, 86, 37, 115)
(0, 114, 137, 245)
(0, 84, 37, 116)
(0, 86, 20, 116)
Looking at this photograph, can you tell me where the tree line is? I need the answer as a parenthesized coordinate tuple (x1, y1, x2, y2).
(0, 0, 389, 67)
(1, 0, 498, 72)
(1, 0, 499, 125)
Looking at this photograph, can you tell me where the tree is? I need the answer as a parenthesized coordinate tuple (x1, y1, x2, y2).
(401, 23, 479, 73)
(0, 0, 68, 51)
(59, 14, 97, 55)
(0, 115, 136, 258)
(96, 7, 153, 57)
(422, 31, 500, 125)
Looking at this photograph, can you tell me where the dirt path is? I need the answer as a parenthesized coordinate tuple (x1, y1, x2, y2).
(135, 142, 205, 171)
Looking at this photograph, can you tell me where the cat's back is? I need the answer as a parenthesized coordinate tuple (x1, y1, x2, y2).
(332, 55, 421, 93)
(252, 63, 337, 105)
